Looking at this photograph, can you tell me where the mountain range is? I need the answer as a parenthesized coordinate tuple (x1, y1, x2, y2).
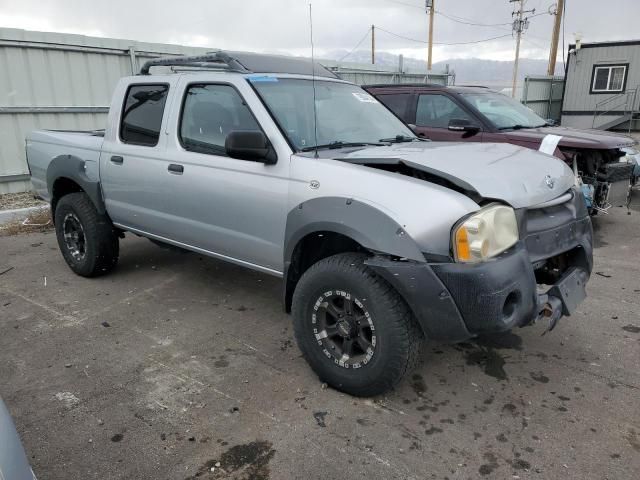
(322, 50, 564, 88)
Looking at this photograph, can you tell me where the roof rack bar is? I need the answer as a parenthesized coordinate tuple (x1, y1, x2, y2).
(140, 52, 251, 75)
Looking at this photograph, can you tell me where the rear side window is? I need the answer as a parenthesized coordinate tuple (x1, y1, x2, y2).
(376, 93, 412, 121)
(120, 84, 169, 146)
(179, 84, 261, 156)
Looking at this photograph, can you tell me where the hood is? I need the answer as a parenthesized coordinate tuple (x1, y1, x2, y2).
(504, 126, 636, 149)
(336, 142, 575, 209)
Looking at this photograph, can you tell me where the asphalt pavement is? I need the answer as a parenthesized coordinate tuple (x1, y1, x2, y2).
(1, 196, 639, 480)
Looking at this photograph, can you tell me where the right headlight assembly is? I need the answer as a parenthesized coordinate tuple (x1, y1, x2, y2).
(452, 204, 519, 263)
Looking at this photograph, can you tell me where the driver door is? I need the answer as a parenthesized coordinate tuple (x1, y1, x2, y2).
(413, 93, 483, 142)
(160, 81, 290, 273)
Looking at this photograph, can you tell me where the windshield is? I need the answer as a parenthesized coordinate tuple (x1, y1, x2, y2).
(462, 92, 546, 130)
(249, 77, 415, 150)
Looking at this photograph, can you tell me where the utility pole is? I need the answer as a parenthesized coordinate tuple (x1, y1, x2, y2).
(510, 0, 535, 98)
(547, 0, 564, 75)
(426, 0, 435, 70)
(371, 25, 375, 64)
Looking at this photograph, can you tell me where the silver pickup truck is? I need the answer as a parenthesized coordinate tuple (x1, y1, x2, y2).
(26, 52, 593, 396)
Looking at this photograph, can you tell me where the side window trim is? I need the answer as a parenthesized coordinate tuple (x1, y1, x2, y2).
(177, 81, 267, 159)
(119, 83, 170, 147)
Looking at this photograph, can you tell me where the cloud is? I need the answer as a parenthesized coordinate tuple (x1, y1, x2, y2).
(0, 0, 637, 64)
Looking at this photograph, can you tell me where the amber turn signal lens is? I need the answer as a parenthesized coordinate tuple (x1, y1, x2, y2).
(455, 226, 471, 261)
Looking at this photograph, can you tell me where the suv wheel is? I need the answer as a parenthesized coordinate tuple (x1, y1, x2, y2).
(54, 193, 119, 277)
(292, 253, 424, 396)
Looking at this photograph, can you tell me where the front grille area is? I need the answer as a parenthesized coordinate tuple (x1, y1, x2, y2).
(519, 188, 593, 274)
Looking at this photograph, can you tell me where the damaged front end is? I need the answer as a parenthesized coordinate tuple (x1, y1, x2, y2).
(560, 147, 634, 214)
(368, 187, 593, 342)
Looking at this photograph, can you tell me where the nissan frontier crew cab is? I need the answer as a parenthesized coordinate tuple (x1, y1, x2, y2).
(26, 52, 593, 396)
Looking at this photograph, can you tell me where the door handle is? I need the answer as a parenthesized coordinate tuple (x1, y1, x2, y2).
(110, 155, 124, 165)
(168, 164, 184, 174)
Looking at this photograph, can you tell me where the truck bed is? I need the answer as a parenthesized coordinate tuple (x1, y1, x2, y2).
(26, 130, 105, 202)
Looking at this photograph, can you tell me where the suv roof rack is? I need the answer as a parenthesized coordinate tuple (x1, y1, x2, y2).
(362, 83, 445, 89)
(140, 51, 339, 79)
(140, 52, 250, 75)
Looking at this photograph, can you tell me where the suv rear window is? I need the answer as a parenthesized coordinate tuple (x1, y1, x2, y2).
(120, 84, 169, 146)
(376, 93, 412, 120)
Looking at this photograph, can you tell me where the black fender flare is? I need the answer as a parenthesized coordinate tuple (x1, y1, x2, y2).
(283, 197, 472, 342)
(47, 154, 106, 215)
(284, 196, 425, 265)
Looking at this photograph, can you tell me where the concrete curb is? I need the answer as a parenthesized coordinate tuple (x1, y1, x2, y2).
(0, 205, 49, 225)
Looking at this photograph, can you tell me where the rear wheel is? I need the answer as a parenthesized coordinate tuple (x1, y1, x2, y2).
(292, 253, 424, 396)
(54, 193, 119, 277)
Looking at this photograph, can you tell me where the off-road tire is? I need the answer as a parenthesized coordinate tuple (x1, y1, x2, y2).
(54, 192, 119, 277)
(292, 253, 424, 396)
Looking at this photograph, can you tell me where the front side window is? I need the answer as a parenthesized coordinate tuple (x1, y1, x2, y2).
(250, 78, 414, 150)
(591, 64, 628, 93)
(416, 94, 472, 128)
(120, 84, 169, 146)
(180, 84, 262, 156)
(462, 91, 546, 130)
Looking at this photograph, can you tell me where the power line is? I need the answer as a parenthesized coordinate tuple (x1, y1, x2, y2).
(382, 0, 423, 9)
(338, 28, 371, 62)
(435, 10, 513, 27)
(376, 27, 512, 46)
(384, 0, 517, 27)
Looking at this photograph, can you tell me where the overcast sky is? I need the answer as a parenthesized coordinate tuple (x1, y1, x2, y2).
(0, 0, 638, 63)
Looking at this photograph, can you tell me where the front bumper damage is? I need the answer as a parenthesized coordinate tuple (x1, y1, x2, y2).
(367, 188, 593, 342)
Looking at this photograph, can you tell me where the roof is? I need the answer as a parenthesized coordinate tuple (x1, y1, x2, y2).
(569, 39, 640, 49)
(140, 51, 338, 78)
(362, 84, 494, 93)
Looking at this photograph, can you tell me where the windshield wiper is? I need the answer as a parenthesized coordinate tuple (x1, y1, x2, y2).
(300, 141, 387, 152)
(498, 124, 530, 131)
(378, 135, 421, 143)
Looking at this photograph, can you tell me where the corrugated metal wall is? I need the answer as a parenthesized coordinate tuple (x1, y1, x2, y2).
(521, 75, 565, 122)
(0, 28, 451, 194)
(0, 28, 215, 193)
(561, 42, 640, 129)
(328, 68, 448, 86)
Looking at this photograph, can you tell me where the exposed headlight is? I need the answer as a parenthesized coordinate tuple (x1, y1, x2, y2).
(453, 204, 519, 263)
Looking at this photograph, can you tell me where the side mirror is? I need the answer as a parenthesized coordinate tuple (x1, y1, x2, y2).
(448, 118, 481, 136)
(225, 131, 277, 164)
(407, 124, 426, 138)
(545, 118, 557, 126)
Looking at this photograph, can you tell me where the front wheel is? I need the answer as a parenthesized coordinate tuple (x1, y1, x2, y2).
(292, 253, 424, 396)
(54, 193, 119, 277)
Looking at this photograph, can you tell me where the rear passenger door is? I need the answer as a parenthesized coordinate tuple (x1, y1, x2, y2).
(162, 81, 289, 273)
(100, 82, 173, 234)
(413, 93, 482, 142)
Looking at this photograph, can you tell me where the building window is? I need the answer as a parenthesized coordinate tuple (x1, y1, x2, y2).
(590, 64, 628, 94)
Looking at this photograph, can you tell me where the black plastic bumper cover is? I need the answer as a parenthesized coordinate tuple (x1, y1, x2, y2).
(367, 205, 593, 341)
(431, 243, 539, 335)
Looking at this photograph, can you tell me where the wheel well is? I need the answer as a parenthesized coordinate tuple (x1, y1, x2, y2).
(284, 231, 367, 312)
(51, 177, 84, 217)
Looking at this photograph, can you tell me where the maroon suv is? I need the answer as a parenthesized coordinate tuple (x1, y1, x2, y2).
(364, 84, 637, 213)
